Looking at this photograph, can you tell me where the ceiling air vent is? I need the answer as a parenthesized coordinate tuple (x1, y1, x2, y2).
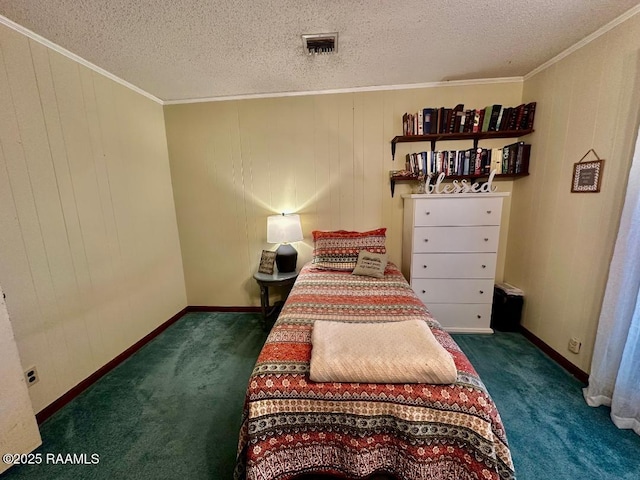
(302, 33, 338, 55)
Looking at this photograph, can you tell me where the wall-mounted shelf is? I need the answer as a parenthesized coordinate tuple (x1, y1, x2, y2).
(391, 129, 534, 160)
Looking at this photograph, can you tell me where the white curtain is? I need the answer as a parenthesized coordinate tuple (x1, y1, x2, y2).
(583, 128, 640, 436)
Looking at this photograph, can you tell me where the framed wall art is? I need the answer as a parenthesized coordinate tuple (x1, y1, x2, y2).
(572, 149, 604, 193)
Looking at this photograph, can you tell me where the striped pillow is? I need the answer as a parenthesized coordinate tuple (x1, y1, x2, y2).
(311, 228, 387, 271)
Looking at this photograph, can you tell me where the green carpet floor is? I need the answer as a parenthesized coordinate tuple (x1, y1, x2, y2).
(2, 312, 639, 479)
(452, 334, 640, 480)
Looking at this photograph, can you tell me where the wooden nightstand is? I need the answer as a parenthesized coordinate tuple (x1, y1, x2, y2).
(253, 270, 299, 330)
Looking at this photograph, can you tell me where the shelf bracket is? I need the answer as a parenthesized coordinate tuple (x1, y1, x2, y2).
(391, 140, 396, 161)
(390, 178, 396, 197)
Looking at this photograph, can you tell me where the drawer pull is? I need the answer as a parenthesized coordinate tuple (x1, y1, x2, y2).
(481, 264, 486, 269)
(424, 238, 429, 242)
(486, 210, 492, 214)
(422, 265, 427, 269)
(421, 290, 426, 294)
(484, 238, 489, 242)
(477, 314, 482, 319)
(425, 211, 431, 215)
(479, 290, 484, 294)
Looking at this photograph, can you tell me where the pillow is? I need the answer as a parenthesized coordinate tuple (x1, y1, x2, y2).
(352, 250, 388, 278)
(312, 228, 387, 271)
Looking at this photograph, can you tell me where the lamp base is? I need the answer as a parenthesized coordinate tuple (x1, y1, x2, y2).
(275, 244, 298, 273)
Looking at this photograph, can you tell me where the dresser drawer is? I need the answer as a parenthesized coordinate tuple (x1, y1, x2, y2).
(412, 278, 494, 304)
(413, 226, 500, 253)
(426, 303, 493, 332)
(411, 253, 497, 279)
(413, 197, 502, 226)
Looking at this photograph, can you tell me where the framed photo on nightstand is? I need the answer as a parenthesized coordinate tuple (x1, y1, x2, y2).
(258, 250, 277, 274)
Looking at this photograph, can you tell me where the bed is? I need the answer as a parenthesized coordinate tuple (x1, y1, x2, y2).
(235, 230, 515, 480)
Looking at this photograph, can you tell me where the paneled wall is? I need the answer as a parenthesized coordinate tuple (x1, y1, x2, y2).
(507, 14, 640, 372)
(165, 82, 523, 306)
(0, 24, 187, 412)
(0, 286, 40, 474)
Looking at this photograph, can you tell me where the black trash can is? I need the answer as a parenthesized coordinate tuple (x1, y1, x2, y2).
(491, 283, 524, 332)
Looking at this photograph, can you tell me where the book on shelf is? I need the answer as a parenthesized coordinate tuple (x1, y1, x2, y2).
(498, 107, 512, 131)
(481, 148, 492, 175)
(400, 101, 536, 138)
(491, 148, 502, 173)
(524, 102, 536, 129)
(502, 144, 510, 173)
(402, 113, 410, 135)
(495, 108, 504, 132)
(404, 151, 436, 177)
(462, 109, 473, 133)
(515, 143, 531, 173)
(436, 151, 444, 173)
(409, 153, 415, 173)
(440, 108, 452, 133)
(502, 143, 515, 174)
(488, 104, 502, 131)
(450, 104, 464, 133)
(471, 109, 480, 133)
(447, 151, 456, 174)
(459, 110, 467, 133)
(474, 148, 482, 175)
(519, 104, 530, 130)
(481, 106, 492, 132)
(510, 104, 525, 131)
(423, 108, 433, 134)
(501, 141, 531, 174)
(403, 142, 529, 179)
(516, 102, 536, 130)
(478, 109, 486, 132)
(430, 108, 439, 134)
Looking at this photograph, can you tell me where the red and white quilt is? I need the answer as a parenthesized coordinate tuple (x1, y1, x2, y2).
(235, 263, 515, 480)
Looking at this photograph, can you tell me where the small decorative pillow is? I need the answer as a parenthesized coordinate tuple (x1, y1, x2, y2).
(312, 228, 387, 271)
(352, 250, 388, 278)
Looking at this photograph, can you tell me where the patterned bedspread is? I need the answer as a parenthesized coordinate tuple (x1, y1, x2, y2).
(235, 263, 515, 480)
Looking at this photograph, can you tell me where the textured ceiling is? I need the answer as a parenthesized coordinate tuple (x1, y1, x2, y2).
(1, 1, 639, 102)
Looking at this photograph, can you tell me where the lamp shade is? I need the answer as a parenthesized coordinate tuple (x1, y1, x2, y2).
(267, 214, 303, 244)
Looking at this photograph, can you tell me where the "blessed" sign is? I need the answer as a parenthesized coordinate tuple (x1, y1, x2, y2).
(425, 170, 498, 194)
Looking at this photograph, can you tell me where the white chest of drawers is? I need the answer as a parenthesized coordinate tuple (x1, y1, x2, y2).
(402, 193, 509, 333)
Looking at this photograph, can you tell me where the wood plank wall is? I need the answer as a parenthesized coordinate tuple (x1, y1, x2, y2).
(0, 24, 187, 413)
(164, 83, 523, 306)
(508, 14, 640, 373)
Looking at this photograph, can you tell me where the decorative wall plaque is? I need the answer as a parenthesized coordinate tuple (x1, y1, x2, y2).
(572, 149, 604, 193)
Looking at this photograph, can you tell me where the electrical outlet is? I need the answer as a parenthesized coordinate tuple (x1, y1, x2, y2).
(24, 366, 39, 386)
(568, 337, 581, 354)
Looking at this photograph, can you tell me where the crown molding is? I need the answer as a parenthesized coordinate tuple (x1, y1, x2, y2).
(525, 4, 640, 80)
(0, 12, 521, 106)
(4, 3, 639, 105)
(0, 14, 163, 105)
(164, 77, 524, 105)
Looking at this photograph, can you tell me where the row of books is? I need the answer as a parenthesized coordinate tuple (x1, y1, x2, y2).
(502, 142, 531, 175)
(403, 142, 531, 177)
(402, 102, 536, 136)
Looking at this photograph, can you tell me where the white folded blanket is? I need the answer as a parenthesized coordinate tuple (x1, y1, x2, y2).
(309, 319, 457, 384)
